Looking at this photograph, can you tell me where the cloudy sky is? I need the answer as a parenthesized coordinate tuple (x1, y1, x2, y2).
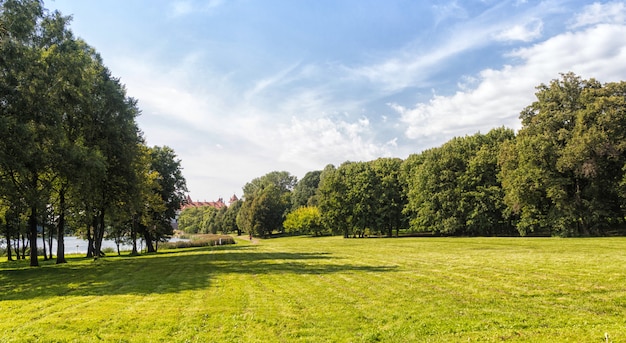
(47, 0, 626, 202)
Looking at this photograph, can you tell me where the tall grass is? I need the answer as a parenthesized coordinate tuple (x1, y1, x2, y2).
(159, 234, 235, 249)
(1, 236, 625, 342)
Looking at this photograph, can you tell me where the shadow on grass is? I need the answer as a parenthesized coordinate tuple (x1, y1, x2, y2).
(0, 244, 396, 300)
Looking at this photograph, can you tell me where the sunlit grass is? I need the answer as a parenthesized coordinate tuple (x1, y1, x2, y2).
(1, 236, 625, 342)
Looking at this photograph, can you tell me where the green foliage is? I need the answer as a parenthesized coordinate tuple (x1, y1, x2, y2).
(500, 73, 626, 236)
(0, 0, 188, 261)
(238, 171, 295, 237)
(403, 129, 515, 235)
(283, 206, 325, 236)
(291, 170, 321, 210)
(222, 200, 242, 235)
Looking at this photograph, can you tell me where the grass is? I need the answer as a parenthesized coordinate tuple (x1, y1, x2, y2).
(1, 236, 625, 342)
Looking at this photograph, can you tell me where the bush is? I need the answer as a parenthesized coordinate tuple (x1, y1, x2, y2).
(159, 234, 235, 250)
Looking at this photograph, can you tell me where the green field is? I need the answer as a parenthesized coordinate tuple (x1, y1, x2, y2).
(1, 236, 625, 342)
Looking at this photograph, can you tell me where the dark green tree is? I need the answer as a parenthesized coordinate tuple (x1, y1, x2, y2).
(143, 146, 187, 251)
(291, 170, 321, 210)
(238, 171, 295, 237)
(500, 73, 626, 236)
(370, 158, 407, 237)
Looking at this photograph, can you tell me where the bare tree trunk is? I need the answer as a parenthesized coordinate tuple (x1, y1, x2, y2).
(131, 216, 138, 255)
(14, 236, 20, 260)
(5, 226, 13, 261)
(143, 230, 155, 253)
(48, 222, 53, 260)
(28, 204, 38, 267)
(93, 210, 105, 259)
(56, 188, 67, 264)
(86, 216, 95, 258)
(41, 217, 47, 261)
(21, 232, 29, 260)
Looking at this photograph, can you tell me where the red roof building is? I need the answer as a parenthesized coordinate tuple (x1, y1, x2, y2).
(181, 195, 227, 211)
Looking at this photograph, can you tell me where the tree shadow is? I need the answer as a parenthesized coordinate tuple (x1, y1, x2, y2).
(0, 245, 396, 300)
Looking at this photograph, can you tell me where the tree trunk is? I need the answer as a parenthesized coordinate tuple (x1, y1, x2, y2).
(5, 226, 13, 261)
(56, 188, 67, 264)
(131, 217, 138, 255)
(86, 218, 95, 258)
(93, 210, 105, 259)
(14, 236, 21, 260)
(41, 218, 48, 261)
(21, 232, 28, 259)
(143, 230, 155, 253)
(28, 204, 39, 267)
(48, 223, 53, 260)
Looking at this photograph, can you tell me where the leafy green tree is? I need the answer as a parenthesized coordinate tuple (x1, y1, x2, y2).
(143, 146, 187, 251)
(0, 0, 76, 265)
(238, 171, 295, 237)
(283, 206, 325, 236)
(223, 200, 242, 235)
(178, 207, 204, 233)
(404, 128, 514, 235)
(291, 170, 321, 210)
(317, 162, 379, 238)
(317, 164, 350, 237)
(500, 73, 626, 236)
(370, 158, 407, 237)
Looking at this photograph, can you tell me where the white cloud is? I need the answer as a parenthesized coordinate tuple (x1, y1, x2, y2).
(494, 18, 543, 42)
(171, 1, 194, 17)
(395, 23, 626, 144)
(570, 1, 626, 28)
(346, 3, 557, 95)
(276, 116, 392, 169)
(433, 1, 468, 25)
(169, 0, 224, 18)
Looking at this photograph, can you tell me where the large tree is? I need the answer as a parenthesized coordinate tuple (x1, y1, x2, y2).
(142, 146, 187, 252)
(370, 158, 407, 237)
(403, 128, 514, 236)
(291, 170, 321, 210)
(0, 0, 76, 266)
(500, 73, 626, 236)
(238, 171, 295, 237)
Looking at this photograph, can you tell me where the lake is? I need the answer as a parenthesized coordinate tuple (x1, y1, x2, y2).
(34, 236, 186, 254)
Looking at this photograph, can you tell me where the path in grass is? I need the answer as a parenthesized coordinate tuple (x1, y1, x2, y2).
(1, 236, 625, 342)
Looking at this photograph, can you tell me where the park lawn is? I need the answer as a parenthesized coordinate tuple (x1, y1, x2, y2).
(1, 236, 625, 342)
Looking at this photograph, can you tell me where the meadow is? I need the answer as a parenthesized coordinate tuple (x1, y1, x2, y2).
(1, 236, 625, 342)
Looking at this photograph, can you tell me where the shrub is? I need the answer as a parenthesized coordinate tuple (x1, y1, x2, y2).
(159, 234, 235, 250)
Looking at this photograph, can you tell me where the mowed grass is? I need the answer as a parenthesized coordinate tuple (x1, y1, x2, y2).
(1, 236, 626, 342)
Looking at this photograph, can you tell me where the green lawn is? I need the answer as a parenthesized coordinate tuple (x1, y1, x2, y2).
(1, 236, 625, 342)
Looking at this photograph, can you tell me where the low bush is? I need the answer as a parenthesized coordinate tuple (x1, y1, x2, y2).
(159, 234, 235, 250)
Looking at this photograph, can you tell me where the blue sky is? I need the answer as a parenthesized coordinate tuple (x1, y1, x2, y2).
(47, 0, 626, 201)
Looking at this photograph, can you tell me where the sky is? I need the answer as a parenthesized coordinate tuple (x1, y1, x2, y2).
(46, 0, 626, 202)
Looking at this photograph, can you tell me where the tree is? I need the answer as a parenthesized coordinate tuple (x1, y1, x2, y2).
(404, 128, 514, 236)
(500, 73, 626, 236)
(142, 146, 187, 251)
(238, 171, 295, 237)
(0, 0, 76, 266)
(370, 158, 407, 237)
(283, 206, 325, 236)
(223, 199, 242, 235)
(291, 170, 321, 210)
(317, 162, 378, 238)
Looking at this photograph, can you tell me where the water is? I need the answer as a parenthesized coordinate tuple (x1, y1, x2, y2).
(32, 236, 186, 255)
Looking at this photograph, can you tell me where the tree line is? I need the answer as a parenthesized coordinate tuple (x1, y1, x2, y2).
(0, 0, 187, 266)
(180, 72, 626, 238)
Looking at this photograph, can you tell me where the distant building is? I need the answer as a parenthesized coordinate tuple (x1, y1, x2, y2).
(181, 195, 226, 211)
